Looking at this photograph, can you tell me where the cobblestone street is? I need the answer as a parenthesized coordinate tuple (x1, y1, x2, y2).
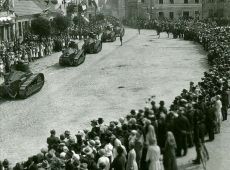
(0, 28, 209, 165)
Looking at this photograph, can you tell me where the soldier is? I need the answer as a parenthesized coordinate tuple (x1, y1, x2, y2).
(120, 34, 123, 46)
(47, 129, 60, 150)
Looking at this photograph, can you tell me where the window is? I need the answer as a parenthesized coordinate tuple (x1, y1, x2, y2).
(169, 12, 174, 19)
(195, 0, 199, 3)
(159, 12, 164, 18)
(170, 0, 174, 4)
(183, 11, 189, 18)
(195, 11, 200, 19)
(159, 0, 163, 4)
(0, 26, 4, 41)
(209, 9, 214, 17)
(18, 22, 22, 36)
(217, 9, 224, 17)
(184, 0, 188, 3)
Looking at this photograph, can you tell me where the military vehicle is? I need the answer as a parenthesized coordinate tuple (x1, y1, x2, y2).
(0, 62, 44, 99)
(59, 41, 86, 66)
(101, 25, 116, 42)
(83, 33, 102, 54)
(114, 24, 125, 37)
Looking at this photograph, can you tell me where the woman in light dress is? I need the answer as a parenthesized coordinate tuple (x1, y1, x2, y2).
(126, 141, 138, 170)
(146, 138, 161, 170)
(215, 95, 222, 133)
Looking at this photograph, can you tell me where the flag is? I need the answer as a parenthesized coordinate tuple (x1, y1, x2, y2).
(90, 0, 98, 9)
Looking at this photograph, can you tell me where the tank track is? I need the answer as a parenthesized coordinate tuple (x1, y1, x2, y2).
(19, 73, 45, 99)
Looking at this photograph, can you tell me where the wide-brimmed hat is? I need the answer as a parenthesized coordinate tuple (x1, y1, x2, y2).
(82, 146, 93, 155)
(41, 147, 48, 154)
(95, 140, 101, 148)
(72, 154, 80, 161)
(98, 148, 106, 156)
(88, 140, 95, 147)
(131, 130, 137, 135)
(60, 152, 66, 159)
(65, 130, 70, 136)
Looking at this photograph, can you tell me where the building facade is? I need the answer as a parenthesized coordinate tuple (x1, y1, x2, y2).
(202, 0, 230, 18)
(0, 0, 15, 42)
(126, 0, 202, 20)
(98, 0, 125, 19)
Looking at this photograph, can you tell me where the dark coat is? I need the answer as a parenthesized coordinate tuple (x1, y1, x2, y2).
(163, 142, 178, 170)
(111, 155, 126, 170)
(47, 135, 60, 150)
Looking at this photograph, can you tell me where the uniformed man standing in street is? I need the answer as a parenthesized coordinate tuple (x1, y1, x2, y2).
(120, 34, 123, 46)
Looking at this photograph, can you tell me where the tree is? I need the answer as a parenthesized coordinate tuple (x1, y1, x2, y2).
(52, 15, 71, 33)
(31, 17, 51, 37)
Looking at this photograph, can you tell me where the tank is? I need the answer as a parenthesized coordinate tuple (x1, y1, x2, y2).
(59, 41, 86, 66)
(83, 33, 102, 54)
(101, 25, 116, 42)
(0, 63, 45, 99)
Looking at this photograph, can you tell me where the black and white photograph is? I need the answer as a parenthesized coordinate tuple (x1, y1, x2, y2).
(0, 0, 230, 169)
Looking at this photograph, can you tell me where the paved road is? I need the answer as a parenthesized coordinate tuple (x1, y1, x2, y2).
(0, 28, 208, 164)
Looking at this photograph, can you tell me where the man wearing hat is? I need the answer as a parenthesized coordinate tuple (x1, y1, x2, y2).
(158, 100, 167, 116)
(174, 107, 190, 157)
(90, 119, 100, 138)
(97, 149, 110, 170)
(2, 159, 12, 170)
(47, 129, 60, 151)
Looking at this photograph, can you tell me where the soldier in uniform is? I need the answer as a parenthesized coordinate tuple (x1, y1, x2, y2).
(47, 129, 60, 150)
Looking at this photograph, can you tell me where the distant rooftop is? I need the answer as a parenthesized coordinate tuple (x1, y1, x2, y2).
(14, 0, 43, 16)
(14, 0, 60, 17)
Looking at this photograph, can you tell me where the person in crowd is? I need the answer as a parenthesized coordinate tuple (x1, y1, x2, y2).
(126, 142, 138, 170)
(97, 149, 110, 170)
(205, 101, 216, 141)
(215, 95, 222, 133)
(163, 131, 178, 170)
(146, 138, 161, 170)
(111, 146, 126, 170)
(174, 107, 190, 157)
(47, 129, 60, 151)
(193, 103, 209, 165)
(134, 130, 144, 169)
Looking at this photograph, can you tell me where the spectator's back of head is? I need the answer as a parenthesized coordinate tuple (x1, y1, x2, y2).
(117, 146, 124, 155)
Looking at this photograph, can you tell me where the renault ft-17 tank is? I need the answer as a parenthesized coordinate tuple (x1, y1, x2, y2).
(59, 41, 86, 66)
(83, 33, 102, 54)
(0, 62, 45, 99)
(101, 25, 116, 42)
(114, 24, 125, 37)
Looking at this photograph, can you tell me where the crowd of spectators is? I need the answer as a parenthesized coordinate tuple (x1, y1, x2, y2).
(1, 18, 230, 170)
(0, 34, 70, 77)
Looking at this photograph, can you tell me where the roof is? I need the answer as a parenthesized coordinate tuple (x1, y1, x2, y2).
(14, 0, 43, 16)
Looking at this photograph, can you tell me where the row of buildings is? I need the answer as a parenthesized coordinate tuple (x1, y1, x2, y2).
(0, 0, 61, 42)
(95, 0, 230, 21)
(1, 0, 230, 42)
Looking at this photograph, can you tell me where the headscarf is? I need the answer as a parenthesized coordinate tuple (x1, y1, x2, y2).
(166, 131, 177, 149)
(146, 124, 157, 145)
